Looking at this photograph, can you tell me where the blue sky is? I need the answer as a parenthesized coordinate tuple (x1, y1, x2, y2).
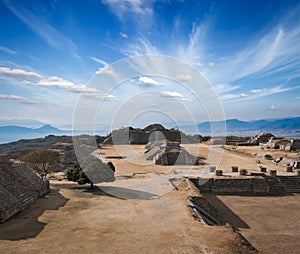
(0, 0, 300, 130)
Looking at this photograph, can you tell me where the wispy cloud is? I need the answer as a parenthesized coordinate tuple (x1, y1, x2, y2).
(213, 84, 240, 95)
(172, 16, 211, 68)
(101, 0, 154, 20)
(122, 37, 159, 56)
(221, 85, 300, 102)
(0, 45, 17, 55)
(0, 67, 42, 79)
(89, 57, 108, 66)
(0, 93, 38, 104)
(204, 20, 300, 85)
(119, 32, 128, 39)
(3, 0, 80, 58)
(250, 85, 300, 97)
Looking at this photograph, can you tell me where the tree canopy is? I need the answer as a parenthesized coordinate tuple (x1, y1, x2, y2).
(23, 149, 60, 179)
(65, 156, 115, 189)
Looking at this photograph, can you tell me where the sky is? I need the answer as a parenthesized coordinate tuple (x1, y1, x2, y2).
(1, 0, 300, 131)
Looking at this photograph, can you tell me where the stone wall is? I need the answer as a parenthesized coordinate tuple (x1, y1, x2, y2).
(291, 139, 300, 151)
(0, 161, 48, 223)
(104, 124, 191, 145)
(191, 176, 286, 196)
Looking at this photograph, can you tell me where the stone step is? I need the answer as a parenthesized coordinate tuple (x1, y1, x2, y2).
(277, 176, 300, 193)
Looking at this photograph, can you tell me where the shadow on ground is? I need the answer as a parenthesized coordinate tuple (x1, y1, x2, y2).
(97, 186, 157, 200)
(204, 194, 250, 229)
(0, 188, 69, 241)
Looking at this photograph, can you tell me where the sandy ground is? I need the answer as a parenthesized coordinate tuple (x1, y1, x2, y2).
(0, 181, 252, 254)
(0, 143, 299, 253)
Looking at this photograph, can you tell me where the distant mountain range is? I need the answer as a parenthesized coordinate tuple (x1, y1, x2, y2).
(0, 116, 299, 144)
(0, 125, 71, 144)
(0, 124, 63, 134)
(188, 117, 300, 138)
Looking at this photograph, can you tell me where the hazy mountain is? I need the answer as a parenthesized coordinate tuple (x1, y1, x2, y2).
(181, 117, 300, 138)
(1, 116, 300, 144)
(0, 125, 71, 144)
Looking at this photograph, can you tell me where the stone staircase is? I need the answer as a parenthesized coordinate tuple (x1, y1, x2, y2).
(263, 176, 286, 195)
(277, 176, 300, 193)
(0, 161, 48, 223)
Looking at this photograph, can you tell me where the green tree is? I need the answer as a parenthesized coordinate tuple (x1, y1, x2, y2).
(65, 156, 115, 189)
(23, 149, 60, 179)
(65, 163, 91, 186)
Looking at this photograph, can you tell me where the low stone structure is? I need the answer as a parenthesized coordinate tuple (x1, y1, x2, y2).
(145, 141, 198, 166)
(0, 159, 48, 223)
(191, 173, 300, 195)
(231, 166, 238, 172)
(103, 124, 201, 145)
(191, 175, 285, 195)
(248, 133, 275, 145)
(291, 139, 300, 151)
(215, 170, 223, 176)
(263, 138, 300, 152)
(226, 136, 249, 146)
(188, 196, 224, 226)
(274, 157, 300, 170)
(266, 138, 292, 151)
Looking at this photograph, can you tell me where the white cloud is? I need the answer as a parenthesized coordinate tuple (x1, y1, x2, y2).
(119, 32, 128, 39)
(95, 65, 115, 76)
(37, 76, 85, 92)
(251, 89, 263, 94)
(33, 76, 115, 100)
(240, 93, 248, 97)
(219, 93, 241, 101)
(160, 91, 188, 101)
(0, 93, 38, 104)
(0, 67, 42, 79)
(175, 74, 192, 82)
(138, 76, 163, 87)
(269, 104, 277, 109)
(0, 45, 17, 55)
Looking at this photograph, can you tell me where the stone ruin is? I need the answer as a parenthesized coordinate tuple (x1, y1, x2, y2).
(229, 132, 300, 151)
(291, 139, 300, 151)
(103, 123, 201, 145)
(247, 132, 275, 145)
(144, 141, 198, 165)
(0, 158, 48, 223)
